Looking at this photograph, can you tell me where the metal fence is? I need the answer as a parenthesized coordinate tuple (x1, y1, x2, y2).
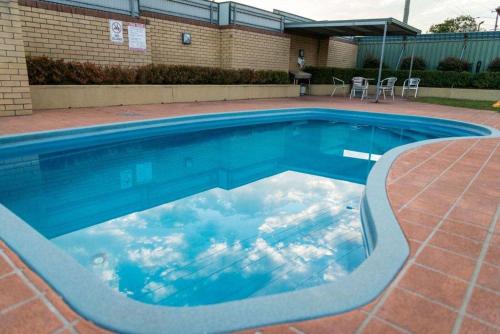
(219, 2, 284, 31)
(40, 0, 285, 31)
(272, 10, 314, 24)
(140, 0, 218, 23)
(357, 31, 500, 72)
(41, 0, 140, 16)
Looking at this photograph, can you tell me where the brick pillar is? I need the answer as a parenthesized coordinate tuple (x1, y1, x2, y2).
(0, 0, 32, 116)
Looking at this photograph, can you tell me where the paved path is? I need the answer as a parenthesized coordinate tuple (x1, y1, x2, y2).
(0, 97, 498, 334)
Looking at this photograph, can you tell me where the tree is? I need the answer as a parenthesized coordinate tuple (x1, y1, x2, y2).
(400, 57, 426, 70)
(437, 57, 470, 72)
(429, 15, 482, 33)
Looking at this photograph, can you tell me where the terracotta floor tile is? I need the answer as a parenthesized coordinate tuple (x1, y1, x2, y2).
(448, 162, 483, 175)
(416, 245, 476, 281)
(466, 287, 500, 326)
(447, 206, 495, 227)
(493, 233, 500, 244)
(0, 299, 62, 334)
(429, 231, 482, 259)
(74, 320, 113, 334)
(427, 181, 466, 198)
(456, 194, 500, 216)
(407, 194, 455, 217)
(389, 193, 409, 210)
(484, 245, 500, 267)
(57, 329, 74, 334)
(399, 220, 434, 242)
(45, 290, 80, 323)
(398, 172, 435, 188)
(477, 263, 500, 292)
(459, 316, 500, 334)
(0, 254, 13, 277)
(361, 318, 404, 334)
(437, 171, 472, 184)
(0, 246, 28, 272)
(396, 207, 442, 228)
(439, 219, 488, 242)
(22, 267, 53, 294)
(292, 311, 365, 334)
(407, 239, 422, 259)
(387, 183, 422, 200)
(361, 295, 382, 313)
(398, 265, 468, 309)
(0, 274, 35, 310)
(468, 183, 500, 199)
(377, 287, 457, 334)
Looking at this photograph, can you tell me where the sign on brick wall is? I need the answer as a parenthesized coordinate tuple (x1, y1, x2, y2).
(128, 23, 147, 52)
(109, 20, 123, 44)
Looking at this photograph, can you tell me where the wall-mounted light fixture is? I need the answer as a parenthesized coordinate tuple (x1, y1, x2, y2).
(182, 32, 192, 45)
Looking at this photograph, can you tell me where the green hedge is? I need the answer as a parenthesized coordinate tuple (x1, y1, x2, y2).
(26, 57, 290, 85)
(304, 66, 500, 90)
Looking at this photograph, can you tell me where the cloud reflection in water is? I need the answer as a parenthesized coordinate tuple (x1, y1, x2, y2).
(52, 171, 366, 306)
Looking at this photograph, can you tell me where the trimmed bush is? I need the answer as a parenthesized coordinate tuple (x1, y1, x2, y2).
(487, 57, 500, 72)
(26, 57, 290, 85)
(304, 66, 500, 89)
(362, 55, 387, 69)
(400, 57, 426, 70)
(437, 57, 470, 72)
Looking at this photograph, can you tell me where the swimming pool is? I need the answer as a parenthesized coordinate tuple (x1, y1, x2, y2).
(0, 108, 494, 333)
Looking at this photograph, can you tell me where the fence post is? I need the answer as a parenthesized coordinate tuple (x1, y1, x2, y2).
(375, 22, 388, 103)
(408, 37, 416, 79)
(129, 0, 139, 17)
(209, 1, 213, 24)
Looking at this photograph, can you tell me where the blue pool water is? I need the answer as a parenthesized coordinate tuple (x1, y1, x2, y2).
(0, 119, 444, 307)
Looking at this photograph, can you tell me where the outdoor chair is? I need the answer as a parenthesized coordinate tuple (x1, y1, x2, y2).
(402, 78, 421, 98)
(350, 77, 369, 100)
(331, 76, 347, 97)
(377, 77, 398, 100)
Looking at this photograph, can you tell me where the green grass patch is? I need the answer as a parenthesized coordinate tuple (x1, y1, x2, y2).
(414, 97, 499, 112)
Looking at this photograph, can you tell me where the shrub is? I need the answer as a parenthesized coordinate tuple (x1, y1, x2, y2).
(400, 57, 426, 70)
(26, 57, 290, 85)
(303, 66, 500, 89)
(363, 55, 381, 69)
(437, 57, 470, 72)
(487, 57, 500, 72)
(26, 57, 66, 84)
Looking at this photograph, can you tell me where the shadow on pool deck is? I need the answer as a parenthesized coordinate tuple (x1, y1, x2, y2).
(0, 96, 499, 334)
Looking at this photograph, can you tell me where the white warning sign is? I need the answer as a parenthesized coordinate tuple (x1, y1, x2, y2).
(109, 19, 123, 44)
(128, 23, 147, 52)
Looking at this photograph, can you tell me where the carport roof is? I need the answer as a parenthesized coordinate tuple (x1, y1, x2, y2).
(284, 18, 420, 37)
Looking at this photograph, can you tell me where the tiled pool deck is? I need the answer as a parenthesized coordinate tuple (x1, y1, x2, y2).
(0, 97, 498, 334)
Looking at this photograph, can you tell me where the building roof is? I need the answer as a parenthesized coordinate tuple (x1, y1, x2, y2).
(284, 18, 421, 37)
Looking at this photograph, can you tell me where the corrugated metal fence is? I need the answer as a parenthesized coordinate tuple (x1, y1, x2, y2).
(37, 0, 285, 31)
(357, 31, 500, 72)
(39, 0, 139, 16)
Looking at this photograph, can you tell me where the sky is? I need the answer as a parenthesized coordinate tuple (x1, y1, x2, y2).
(214, 0, 499, 32)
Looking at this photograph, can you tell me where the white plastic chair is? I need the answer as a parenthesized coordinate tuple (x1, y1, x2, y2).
(350, 77, 369, 100)
(377, 77, 398, 100)
(402, 78, 421, 98)
(331, 76, 347, 97)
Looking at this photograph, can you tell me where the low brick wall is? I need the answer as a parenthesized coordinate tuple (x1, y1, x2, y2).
(30, 84, 300, 109)
(0, 0, 32, 116)
(221, 27, 290, 71)
(145, 11, 221, 68)
(310, 84, 500, 101)
(19, 0, 152, 66)
(412, 87, 500, 101)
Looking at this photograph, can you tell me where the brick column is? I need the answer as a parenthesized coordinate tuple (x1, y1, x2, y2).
(0, 0, 32, 116)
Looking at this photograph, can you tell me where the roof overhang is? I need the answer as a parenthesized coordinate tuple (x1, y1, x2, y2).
(284, 18, 420, 37)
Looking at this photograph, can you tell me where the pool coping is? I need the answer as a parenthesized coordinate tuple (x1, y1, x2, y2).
(0, 108, 497, 334)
